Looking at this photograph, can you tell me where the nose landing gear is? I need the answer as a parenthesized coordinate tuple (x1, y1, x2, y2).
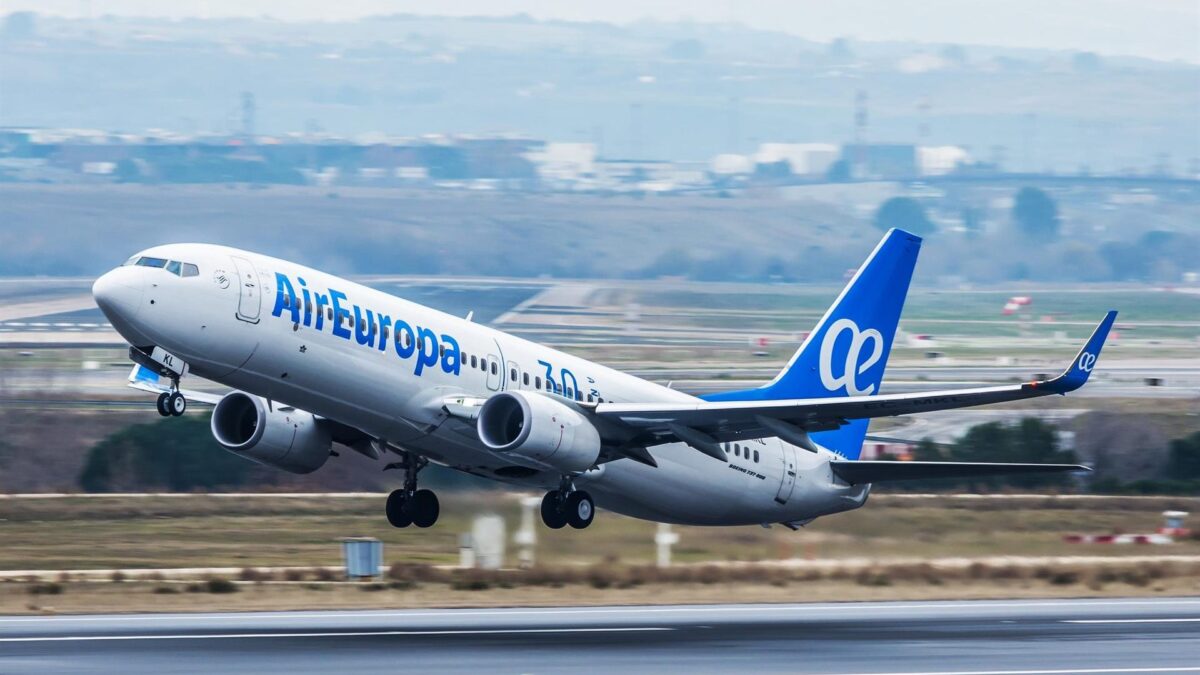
(384, 451, 439, 529)
(540, 477, 595, 530)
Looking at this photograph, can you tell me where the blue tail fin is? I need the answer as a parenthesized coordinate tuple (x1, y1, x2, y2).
(701, 228, 922, 459)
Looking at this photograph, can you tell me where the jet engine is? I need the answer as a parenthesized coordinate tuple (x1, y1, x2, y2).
(477, 391, 601, 473)
(210, 391, 332, 474)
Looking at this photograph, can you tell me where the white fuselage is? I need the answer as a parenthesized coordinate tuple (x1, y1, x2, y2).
(95, 243, 870, 526)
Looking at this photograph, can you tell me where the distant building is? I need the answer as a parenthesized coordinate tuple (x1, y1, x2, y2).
(526, 142, 596, 186)
(754, 143, 839, 177)
(918, 145, 970, 176)
(841, 143, 918, 179)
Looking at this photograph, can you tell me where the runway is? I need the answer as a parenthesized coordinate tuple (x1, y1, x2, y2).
(3, 598, 1200, 674)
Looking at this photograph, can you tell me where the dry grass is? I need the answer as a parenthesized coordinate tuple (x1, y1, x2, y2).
(2, 493, 1199, 572)
(5, 562, 1200, 616)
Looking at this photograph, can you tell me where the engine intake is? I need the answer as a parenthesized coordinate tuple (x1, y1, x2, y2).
(210, 392, 331, 474)
(477, 391, 601, 473)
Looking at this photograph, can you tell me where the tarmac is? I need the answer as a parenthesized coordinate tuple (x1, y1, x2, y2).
(2, 598, 1199, 674)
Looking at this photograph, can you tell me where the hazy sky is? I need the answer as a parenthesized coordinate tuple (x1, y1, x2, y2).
(8, 0, 1200, 63)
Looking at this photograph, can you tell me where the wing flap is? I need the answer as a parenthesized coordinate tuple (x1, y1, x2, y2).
(831, 461, 1090, 485)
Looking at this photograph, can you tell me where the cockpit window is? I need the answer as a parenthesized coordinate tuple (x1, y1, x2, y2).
(165, 260, 182, 275)
(135, 256, 168, 269)
(182, 263, 199, 277)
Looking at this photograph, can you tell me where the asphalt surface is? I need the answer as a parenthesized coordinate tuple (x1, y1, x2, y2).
(2, 598, 1200, 674)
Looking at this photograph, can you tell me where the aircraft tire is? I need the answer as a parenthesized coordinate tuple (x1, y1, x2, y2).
(540, 491, 567, 529)
(155, 392, 171, 417)
(167, 392, 187, 417)
(409, 489, 440, 528)
(565, 491, 595, 530)
(386, 489, 412, 528)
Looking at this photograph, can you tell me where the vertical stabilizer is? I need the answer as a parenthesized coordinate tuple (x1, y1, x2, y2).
(702, 229, 922, 459)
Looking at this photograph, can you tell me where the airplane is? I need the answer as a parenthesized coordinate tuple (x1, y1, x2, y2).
(91, 229, 1113, 531)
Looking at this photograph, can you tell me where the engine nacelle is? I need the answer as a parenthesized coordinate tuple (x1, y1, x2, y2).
(477, 391, 601, 473)
(210, 392, 331, 474)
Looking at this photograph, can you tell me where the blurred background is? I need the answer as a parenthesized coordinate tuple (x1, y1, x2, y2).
(0, 1, 1198, 609)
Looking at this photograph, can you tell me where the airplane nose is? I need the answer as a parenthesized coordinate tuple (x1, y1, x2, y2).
(92, 267, 144, 324)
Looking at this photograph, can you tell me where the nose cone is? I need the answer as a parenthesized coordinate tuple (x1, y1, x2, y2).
(93, 267, 145, 336)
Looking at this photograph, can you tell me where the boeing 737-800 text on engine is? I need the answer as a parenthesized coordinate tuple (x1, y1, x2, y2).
(92, 230, 1112, 530)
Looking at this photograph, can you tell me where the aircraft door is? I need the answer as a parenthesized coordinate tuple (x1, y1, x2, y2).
(775, 443, 798, 504)
(230, 256, 261, 324)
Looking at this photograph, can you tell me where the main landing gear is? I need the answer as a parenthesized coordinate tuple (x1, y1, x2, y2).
(155, 390, 186, 417)
(540, 477, 595, 530)
(385, 451, 439, 529)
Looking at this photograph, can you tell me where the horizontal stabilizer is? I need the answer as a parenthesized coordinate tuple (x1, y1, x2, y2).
(831, 460, 1090, 485)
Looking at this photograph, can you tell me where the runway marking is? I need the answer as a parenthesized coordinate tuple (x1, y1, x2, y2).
(0, 627, 672, 643)
(1064, 618, 1200, 624)
(831, 669, 1200, 675)
(4, 598, 1200, 624)
(830, 662, 1200, 667)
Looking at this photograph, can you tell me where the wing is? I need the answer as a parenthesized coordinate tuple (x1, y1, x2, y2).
(594, 311, 1116, 458)
(830, 461, 1090, 485)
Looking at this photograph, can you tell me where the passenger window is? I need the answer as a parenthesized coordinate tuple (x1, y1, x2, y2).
(182, 263, 199, 277)
(510, 368, 517, 382)
(327, 307, 333, 320)
(523, 373, 530, 386)
(470, 355, 477, 368)
(754, 450, 760, 463)
(586, 394, 594, 402)
(382, 326, 389, 341)
(165, 260, 182, 276)
(535, 376, 542, 389)
(136, 256, 167, 268)
(735, 445, 741, 457)
(490, 362, 498, 375)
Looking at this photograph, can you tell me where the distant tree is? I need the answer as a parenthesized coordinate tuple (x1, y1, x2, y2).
(951, 418, 1076, 490)
(638, 248, 695, 279)
(873, 197, 935, 236)
(1011, 187, 1060, 242)
(939, 44, 967, 65)
(825, 159, 851, 183)
(827, 37, 854, 62)
(1, 12, 35, 40)
(1098, 240, 1151, 280)
(1167, 431, 1200, 481)
(665, 39, 706, 60)
(1071, 51, 1102, 73)
(79, 415, 256, 492)
(912, 438, 946, 462)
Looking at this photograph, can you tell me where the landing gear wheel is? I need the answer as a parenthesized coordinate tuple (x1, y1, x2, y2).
(386, 489, 412, 528)
(167, 391, 187, 417)
(565, 490, 595, 529)
(408, 489, 440, 528)
(155, 392, 171, 417)
(540, 491, 568, 529)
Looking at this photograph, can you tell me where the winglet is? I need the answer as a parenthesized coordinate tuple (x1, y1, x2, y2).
(1041, 310, 1117, 394)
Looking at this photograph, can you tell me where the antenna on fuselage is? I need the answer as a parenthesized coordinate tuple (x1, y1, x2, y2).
(465, 310, 474, 322)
